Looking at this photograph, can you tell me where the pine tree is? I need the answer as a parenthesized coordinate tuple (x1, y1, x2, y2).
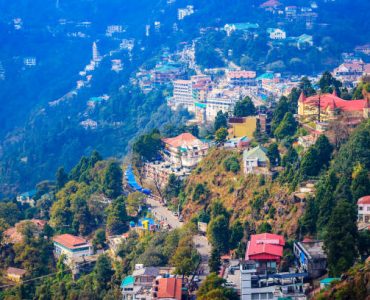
(273, 112, 297, 140)
(56, 167, 68, 190)
(106, 196, 128, 235)
(351, 164, 370, 202)
(314, 135, 333, 168)
(214, 111, 228, 131)
(233, 96, 256, 117)
(207, 215, 230, 254)
(324, 200, 358, 276)
(209, 247, 221, 273)
(267, 143, 280, 167)
(103, 161, 123, 199)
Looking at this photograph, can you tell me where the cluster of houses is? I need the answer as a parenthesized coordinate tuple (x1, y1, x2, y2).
(143, 132, 210, 188)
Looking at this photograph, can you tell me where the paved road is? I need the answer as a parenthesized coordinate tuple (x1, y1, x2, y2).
(145, 196, 211, 277)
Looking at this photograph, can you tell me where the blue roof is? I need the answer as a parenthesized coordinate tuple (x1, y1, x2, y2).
(138, 218, 156, 227)
(229, 23, 260, 30)
(257, 72, 274, 80)
(20, 190, 37, 198)
(125, 165, 151, 194)
(121, 276, 135, 288)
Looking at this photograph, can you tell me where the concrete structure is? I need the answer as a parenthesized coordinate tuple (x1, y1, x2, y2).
(227, 71, 257, 87)
(6, 267, 26, 283)
(228, 116, 258, 139)
(162, 133, 209, 168)
(53, 234, 93, 266)
(293, 239, 327, 279)
(240, 233, 307, 300)
(243, 145, 269, 174)
(357, 195, 370, 227)
(172, 80, 194, 111)
(267, 28, 286, 40)
(178, 5, 194, 20)
(17, 190, 37, 207)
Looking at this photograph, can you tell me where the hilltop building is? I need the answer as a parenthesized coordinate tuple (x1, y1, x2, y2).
(297, 91, 369, 126)
(152, 277, 183, 300)
(162, 133, 209, 168)
(243, 145, 270, 175)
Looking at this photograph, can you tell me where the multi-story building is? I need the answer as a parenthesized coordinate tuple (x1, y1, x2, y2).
(333, 60, 369, 87)
(293, 239, 327, 279)
(162, 133, 209, 169)
(240, 233, 307, 300)
(357, 195, 370, 229)
(152, 277, 183, 300)
(177, 5, 194, 20)
(152, 63, 185, 85)
(53, 234, 93, 266)
(228, 116, 258, 139)
(227, 71, 257, 87)
(298, 91, 369, 126)
(172, 80, 194, 111)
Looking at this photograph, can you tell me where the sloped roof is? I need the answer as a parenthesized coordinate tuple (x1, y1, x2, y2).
(162, 133, 203, 148)
(300, 92, 367, 112)
(6, 267, 27, 277)
(157, 277, 183, 299)
(358, 195, 370, 205)
(246, 233, 285, 261)
(243, 145, 269, 162)
(132, 267, 159, 277)
(53, 234, 90, 249)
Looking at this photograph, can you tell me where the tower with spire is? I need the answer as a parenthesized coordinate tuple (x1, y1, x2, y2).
(92, 42, 102, 64)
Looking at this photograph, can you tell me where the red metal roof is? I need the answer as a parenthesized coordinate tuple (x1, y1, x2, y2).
(358, 195, 370, 205)
(53, 234, 90, 249)
(246, 233, 285, 261)
(300, 92, 367, 112)
(162, 133, 201, 148)
(156, 277, 182, 300)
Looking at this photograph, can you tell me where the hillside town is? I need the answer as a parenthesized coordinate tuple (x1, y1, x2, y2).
(0, 0, 370, 300)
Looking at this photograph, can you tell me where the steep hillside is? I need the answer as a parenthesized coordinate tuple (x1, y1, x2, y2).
(181, 148, 304, 237)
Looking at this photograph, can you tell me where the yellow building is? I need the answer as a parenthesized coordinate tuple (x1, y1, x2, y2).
(6, 267, 26, 283)
(228, 116, 257, 138)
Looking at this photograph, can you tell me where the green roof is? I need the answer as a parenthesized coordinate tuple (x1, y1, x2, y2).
(243, 145, 268, 162)
(257, 72, 274, 80)
(121, 276, 135, 287)
(195, 102, 206, 109)
(233, 22, 259, 30)
(320, 278, 340, 284)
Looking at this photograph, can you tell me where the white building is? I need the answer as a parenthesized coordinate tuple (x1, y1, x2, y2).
(162, 133, 209, 169)
(17, 190, 36, 207)
(267, 28, 286, 40)
(227, 70, 256, 87)
(205, 89, 239, 121)
(23, 57, 37, 67)
(243, 145, 270, 174)
(358, 195, 370, 228)
(178, 5, 194, 20)
(171, 80, 194, 111)
(106, 25, 124, 36)
(53, 234, 93, 266)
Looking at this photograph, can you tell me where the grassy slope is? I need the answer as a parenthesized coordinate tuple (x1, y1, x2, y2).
(182, 148, 304, 237)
